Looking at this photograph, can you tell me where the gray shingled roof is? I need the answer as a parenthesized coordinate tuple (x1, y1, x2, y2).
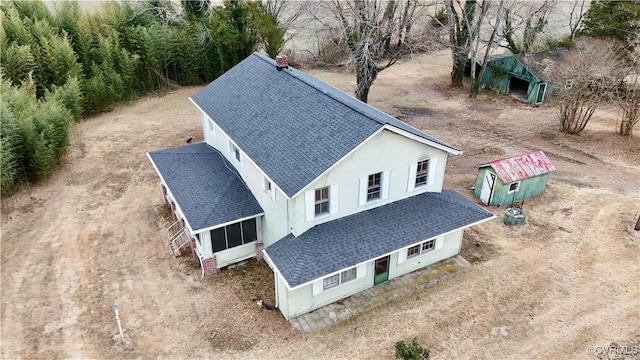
(191, 52, 459, 198)
(148, 143, 263, 231)
(264, 190, 494, 288)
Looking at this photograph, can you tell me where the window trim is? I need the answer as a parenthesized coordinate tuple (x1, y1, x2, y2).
(415, 159, 429, 187)
(227, 140, 244, 166)
(407, 158, 437, 192)
(406, 239, 435, 260)
(210, 218, 258, 253)
(322, 274, 340, 291)
(367, 172, 382, 201)
(314, 186, 330, 217)
(233, 144, 241, 162)
(507, 181, 520, 193)
(203, 113, 216, 138)
(359, 171, 390, 206)
(305, 185, 339, 222)
(398, 236, 444, 264)
(318, 266, 361, 293)
(263, 176, 275, 201)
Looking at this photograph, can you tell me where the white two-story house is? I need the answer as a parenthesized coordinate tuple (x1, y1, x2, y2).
(147, 53, 494, 320)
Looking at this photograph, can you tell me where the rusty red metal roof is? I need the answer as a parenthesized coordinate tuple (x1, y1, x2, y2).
(480, 151, 556, 184)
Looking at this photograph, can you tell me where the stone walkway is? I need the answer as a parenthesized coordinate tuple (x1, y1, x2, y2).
(289, 255, 471, 332)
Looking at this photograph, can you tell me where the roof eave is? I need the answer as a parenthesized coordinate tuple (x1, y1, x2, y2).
(147, 151, 195, 233)
(383, 124, 462, 155)
(188, 97, 293, 200)
(269, 211, 496, 290)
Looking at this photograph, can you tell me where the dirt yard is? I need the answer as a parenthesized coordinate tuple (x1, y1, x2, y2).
(2, 50, 639, 360)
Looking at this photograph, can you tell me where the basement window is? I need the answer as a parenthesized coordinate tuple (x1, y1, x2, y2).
(508, 181, 520, 193)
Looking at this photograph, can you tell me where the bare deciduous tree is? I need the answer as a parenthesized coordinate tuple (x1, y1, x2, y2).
(263, 0, 309, 54)
(546, 39, 623, 135)
(468, 0, 490, 91)
(444, 0, 479, 88)
(130, 0, 186, 25)
(617, 43, 640, 136)
(323, 0, 422, 103)
(618, 79, 640, 136)
(567, 0, 588, 43)
(471, 0, 505, 97)
(500, 0, 557, 54)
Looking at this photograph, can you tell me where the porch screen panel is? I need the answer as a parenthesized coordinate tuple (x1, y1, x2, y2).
(211, 228, 227, 252)
(226, 222, 243, 248)
(242, 219, 257, 243)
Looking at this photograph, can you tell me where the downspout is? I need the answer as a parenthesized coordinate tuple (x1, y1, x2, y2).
(274, 270, 279, 308)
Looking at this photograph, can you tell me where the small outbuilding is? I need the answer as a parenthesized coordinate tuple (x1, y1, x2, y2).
(473, 151, 556, 207)
(480, 49, 568, 104)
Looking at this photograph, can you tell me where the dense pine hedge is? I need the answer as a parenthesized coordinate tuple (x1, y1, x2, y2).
(0, 0, 283, 195)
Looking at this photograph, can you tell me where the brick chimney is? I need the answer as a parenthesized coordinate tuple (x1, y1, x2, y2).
(275, 54, 288, 71)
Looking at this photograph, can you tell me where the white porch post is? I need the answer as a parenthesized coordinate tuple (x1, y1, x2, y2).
(200, 230, 213, 259)
(255, 217, 264, 261)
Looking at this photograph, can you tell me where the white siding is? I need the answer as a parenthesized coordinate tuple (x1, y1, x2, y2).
(390, 231, 463, 280)
(290, 129, 448, 236)
(200, 111, 290, 247)
(276, 230, 465, 320)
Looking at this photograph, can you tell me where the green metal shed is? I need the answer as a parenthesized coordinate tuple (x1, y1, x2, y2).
(480, 49, 568, 104)
(473, 151, 556, 207)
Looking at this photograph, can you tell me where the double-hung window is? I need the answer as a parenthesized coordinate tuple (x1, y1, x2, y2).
(407, 239, 436, 259)
(322, 274, 340, 291)
(407, 239, 435, 259)
(415, 159, 429, 187)
(305, 185, 339, 222)
(314, 266, 366, 295)
(315, 187, 330, 216)
(359, 171, 390, 206)
(408, 158, 437, 191)
(398, 236, 443, 264)
(367, 173, 382, 201)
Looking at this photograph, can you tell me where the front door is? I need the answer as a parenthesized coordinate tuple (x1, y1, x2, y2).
(374, 256, 390, 286)
(480, 171, 496, 205)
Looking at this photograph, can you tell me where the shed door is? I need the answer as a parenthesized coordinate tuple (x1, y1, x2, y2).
(480, 171, 496, 205)
(536, 83, 547, 104)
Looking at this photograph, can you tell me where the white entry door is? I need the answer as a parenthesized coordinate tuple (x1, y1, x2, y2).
(480, 171, 496, 205)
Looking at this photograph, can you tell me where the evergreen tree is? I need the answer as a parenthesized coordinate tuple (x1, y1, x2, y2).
(579, 1, 640, 49)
